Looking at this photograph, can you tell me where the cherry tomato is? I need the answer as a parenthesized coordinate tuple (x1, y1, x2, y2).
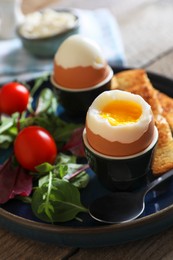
(14, 126, 57, 171)
(0, 82, 30, 115)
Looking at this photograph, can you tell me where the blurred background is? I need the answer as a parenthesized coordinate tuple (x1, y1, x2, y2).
(1, 0, 173, 82)
(21, 0, 173, 76)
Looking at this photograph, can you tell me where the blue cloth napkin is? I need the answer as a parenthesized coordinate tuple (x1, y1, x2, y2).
(0, 8, 126, 84)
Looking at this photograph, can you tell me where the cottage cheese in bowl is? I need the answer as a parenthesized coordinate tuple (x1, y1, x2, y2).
(19, 9, 78, 39)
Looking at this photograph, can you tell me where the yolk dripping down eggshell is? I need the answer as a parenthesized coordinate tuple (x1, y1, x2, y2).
(85, 90, 155, 157)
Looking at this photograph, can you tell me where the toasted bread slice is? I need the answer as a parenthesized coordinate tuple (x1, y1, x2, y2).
(124, 84, 173, 175)
(112, 69, 173, 130)
(112, 69, 173, 175)
(113, 69, 163, 118)
(151, 115, 173, 174)
(157, 91, 173, 131)
(111, 74, 119, 89)
(111, 69, 152, 90)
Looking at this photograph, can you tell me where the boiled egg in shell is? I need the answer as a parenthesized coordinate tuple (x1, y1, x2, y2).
(53, 35, 110, 89)
(86, 90, 155, 157)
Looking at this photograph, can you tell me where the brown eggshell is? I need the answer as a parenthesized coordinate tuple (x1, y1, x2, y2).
(86, 119, 155, 157)
(53, 62, 110, 89)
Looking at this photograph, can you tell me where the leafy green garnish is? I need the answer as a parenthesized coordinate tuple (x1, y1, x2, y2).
(0, 75, 89, 223)
(36, 153, 90, 189)
(32, 153, 90, 223)
(0, 114, 19, 148)
(29, 73, 49, 96)
(34, 88, 57, 115)
(0, 116, 14, 134)
(31, 172, 88, 223)
(0, 106, 81, 150)
(67, 171, 90, 189)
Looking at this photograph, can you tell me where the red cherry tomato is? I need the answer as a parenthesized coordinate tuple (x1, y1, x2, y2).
(14, 126, 57, 171)
(0, 82, 30, 115)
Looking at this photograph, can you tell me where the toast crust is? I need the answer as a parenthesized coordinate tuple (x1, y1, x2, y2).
(112, 69, 173, 175)
(157, 91, 173, 131)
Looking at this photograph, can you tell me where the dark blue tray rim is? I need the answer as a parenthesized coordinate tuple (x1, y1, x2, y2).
(0, 67, 173, 247)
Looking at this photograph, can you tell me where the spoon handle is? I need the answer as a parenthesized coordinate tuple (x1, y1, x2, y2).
(146, 169, 173, 193)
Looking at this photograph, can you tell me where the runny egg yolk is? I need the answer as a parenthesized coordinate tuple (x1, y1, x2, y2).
(100, 100, 142, 126)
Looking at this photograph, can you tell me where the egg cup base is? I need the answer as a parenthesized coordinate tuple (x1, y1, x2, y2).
(51, 67, 113, 116)
(83, 127, 158, 192)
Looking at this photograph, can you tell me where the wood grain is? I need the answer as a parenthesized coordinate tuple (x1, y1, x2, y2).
(0, 227, 75, 260)
(69, 227, 173, 260)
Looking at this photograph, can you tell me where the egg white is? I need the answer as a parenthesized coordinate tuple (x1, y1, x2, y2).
(54, 35, 105, 69)
(86, 90, 153, 143)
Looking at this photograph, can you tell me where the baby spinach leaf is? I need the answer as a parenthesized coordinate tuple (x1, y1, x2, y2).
(31, 175, 88, 223)
(36, 162, 54, 173)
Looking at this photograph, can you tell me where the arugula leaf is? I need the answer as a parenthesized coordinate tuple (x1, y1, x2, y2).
(19, 114, 82, 150)
(0, 74, 82, 150)
(36, 152, 89, 189)
(0, 115, 19, 148)
(29, 73, 49, 96)
(0, 75, 89, 222)
(35, 154, 77, 177)
(0, 116, 14, 134)
(35, 88, 53, 113)
(31, 173, 88, 223)
(35, 88, 57, 115)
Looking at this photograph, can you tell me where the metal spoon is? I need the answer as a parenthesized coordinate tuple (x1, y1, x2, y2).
(89, 169, 173, 224)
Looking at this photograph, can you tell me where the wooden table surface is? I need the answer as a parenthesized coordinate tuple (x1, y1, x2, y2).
(2, 0, 173, 259)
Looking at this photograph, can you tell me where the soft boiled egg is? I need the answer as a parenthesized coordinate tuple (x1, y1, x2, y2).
(86, 89, 155, 157)
(53, 35, 111, 89)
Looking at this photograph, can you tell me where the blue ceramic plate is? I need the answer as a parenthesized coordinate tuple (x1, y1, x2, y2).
(1, 68, 173, 248)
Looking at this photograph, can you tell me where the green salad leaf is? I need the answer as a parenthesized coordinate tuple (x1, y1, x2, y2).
(36, 153, 90, 190)
(31, 172, 88, 223)
(0, 114, 19, 148)
(69, 171, 90, 189)
(34, 88, 57, 115)
(33, 153, 90, 222)
(29, 73, 49, 96)
(0, 75, 89, 223)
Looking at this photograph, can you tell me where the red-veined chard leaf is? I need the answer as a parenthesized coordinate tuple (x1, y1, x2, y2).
(0, 157, 33, 204)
